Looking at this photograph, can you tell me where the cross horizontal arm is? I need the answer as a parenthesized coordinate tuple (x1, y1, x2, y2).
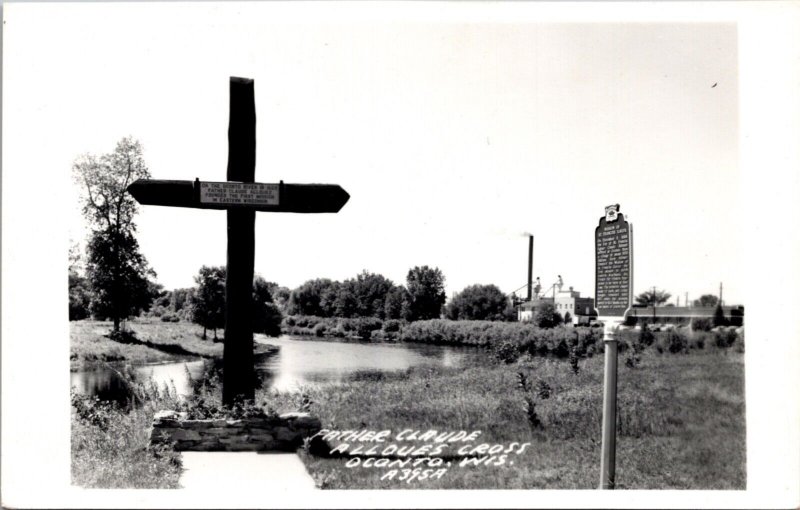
(127, 179, 349, 213)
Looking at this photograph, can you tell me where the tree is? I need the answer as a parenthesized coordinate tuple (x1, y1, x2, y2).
(347, 270, 395, 318)
(693, 294, 719, 308)
(287, 278, 338, 317)
(69, 272, 92, 321)
(73, 137, 155, 331)
(68, 242, 92, 320)
(713, 304, 729, 328)
(406, 266, 446, 321)
(384, 286, 411, 320)
(252, 276, 283, 337)
(445, 284, 508, 321)
(635, 288, 672, 307)
(85, 229, 157, 325)
(534, 302, 563, 328)
(192, 266, 227, 340)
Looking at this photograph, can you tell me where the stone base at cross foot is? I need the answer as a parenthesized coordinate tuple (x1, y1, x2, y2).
(151, 410, 322, 452)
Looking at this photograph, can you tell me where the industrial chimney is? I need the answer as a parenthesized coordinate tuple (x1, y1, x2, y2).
(527, 235, 534, 301)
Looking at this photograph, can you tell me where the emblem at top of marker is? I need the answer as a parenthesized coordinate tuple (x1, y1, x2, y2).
(594, 204, 633, 318)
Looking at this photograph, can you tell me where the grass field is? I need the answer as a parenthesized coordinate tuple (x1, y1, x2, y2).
(70, 319, 276, 371)
(71, 319, 745, 490)
(263, 348, 745, 489)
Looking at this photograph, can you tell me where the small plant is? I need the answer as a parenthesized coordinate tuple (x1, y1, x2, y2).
(638, 324, 655, 346)
(535, 379, 552, 400)
(516, 372, 539, 428)
(516, 371, 550, 430)
(569, 348, 580, 375)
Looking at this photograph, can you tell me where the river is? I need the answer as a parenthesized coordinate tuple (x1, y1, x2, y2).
(71, 334, 483, 404)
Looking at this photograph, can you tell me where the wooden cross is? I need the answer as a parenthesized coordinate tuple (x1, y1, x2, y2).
(128, 77, 349, 405)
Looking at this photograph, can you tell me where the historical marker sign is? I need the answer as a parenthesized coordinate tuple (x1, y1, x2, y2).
(595, 204, 633, 318)
(199, 181, 279, 206)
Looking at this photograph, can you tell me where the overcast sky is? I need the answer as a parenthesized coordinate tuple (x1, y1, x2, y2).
(5, 5, 740, 304)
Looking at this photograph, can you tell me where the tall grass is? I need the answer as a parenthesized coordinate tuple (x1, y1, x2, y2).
(279, 349, 745, 489)
(71, 367, 184, 488)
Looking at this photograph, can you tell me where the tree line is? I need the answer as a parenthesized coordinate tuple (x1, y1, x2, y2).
(69, 137, 522, 337)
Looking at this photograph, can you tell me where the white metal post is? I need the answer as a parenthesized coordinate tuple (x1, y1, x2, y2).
(599, 318, 622, 489)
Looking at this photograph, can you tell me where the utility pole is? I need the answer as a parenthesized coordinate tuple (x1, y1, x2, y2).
(652, 285, 657, 322)
(719, 282, 723, 306)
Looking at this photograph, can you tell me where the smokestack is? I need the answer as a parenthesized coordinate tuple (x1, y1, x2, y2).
(527, 235, 534, 301)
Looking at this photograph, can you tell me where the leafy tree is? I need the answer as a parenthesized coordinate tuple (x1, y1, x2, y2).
(384, 286, 411, 320)
(347, 270, 395, 318)
(406, 266, 446, 321)
(635, 288, 672, 307)
(445, 284, 509, 321)
(86, 229, 157, 325)
(693, 294, 719, 308)
(252, 276, 283, 336)
(68, 242, 92, 320)
(73, 137, 155, 331)
(253, 302, 283, 337)
(192, 266, 227, 340)
(252, 276, 274, 305)
(69, 272, 92, 321)
(287, 278, 338, 317)
(534, 302, 563, 328)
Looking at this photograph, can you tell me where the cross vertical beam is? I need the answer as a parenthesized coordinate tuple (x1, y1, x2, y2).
(223, 77, 257, 405)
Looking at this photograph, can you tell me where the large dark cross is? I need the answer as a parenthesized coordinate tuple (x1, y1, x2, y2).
(128, 77, 349, 405)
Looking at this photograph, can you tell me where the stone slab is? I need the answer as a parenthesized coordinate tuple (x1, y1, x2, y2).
(179, 452, 317, 491)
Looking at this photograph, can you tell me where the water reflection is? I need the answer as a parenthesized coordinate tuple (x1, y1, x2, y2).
(71, 335, 481, 402)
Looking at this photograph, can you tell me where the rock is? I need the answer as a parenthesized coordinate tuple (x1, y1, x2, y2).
(151, 410, 322, 452)
(172, 428, 202, 441)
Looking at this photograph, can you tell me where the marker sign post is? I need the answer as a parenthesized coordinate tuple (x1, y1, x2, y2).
(594, 204, 633, 490)
(127, 77, 349, 406)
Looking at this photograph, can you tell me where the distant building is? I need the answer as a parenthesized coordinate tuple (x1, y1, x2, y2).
(517, 286, 595, 325)
(627, 305, 744, 327)
(517, 296, 553, 322)
(554, 287, 595, 325)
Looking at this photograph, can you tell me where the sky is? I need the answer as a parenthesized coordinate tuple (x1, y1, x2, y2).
(5, 5, 740, 305)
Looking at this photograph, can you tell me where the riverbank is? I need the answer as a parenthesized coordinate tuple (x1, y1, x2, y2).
(282, 315, 743, 358)
(266, 348, 745, 489)
(70, 320, 278, 371)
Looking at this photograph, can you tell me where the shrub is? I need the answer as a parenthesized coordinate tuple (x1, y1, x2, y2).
(713, 305, 729, 328)
(714, 328, 738, 348)
(534, 302, 563, 328)
(495, 342, 520, 364)
(666, 330, 689, 354)
(638, 325, 655, 346)
(383, 319, 402, 333)
(313, 323, 327, 337)
(692, 318, 713, 332)
(160, 313, 179, 322)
